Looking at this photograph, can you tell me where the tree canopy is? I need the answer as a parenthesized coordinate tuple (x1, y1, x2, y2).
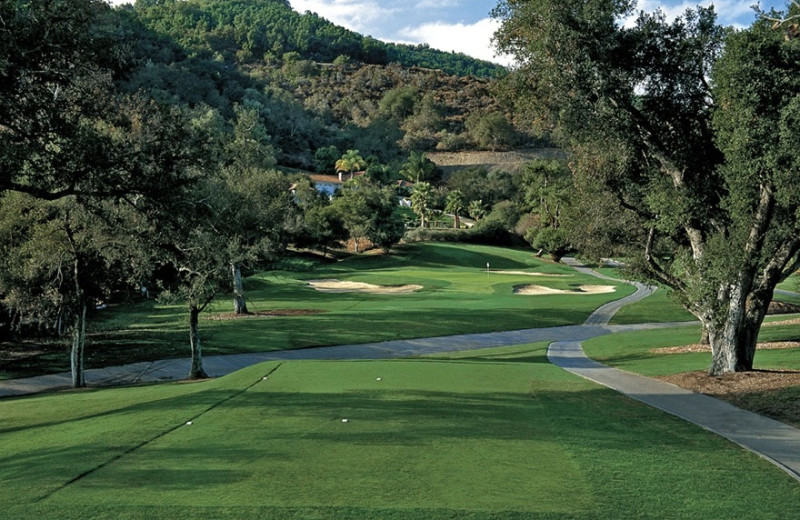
(494, 0, 800, 375)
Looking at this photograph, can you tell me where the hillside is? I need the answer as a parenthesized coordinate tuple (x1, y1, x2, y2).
(428, 149, 567, 176)
(129, 0, 505, 78)
(115, 0, 541, 170)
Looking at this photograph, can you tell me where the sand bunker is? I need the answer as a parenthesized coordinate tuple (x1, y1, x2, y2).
(513, 284, 616, 295)
(489, 270, 570, 277)
(307, 279, 423, 294)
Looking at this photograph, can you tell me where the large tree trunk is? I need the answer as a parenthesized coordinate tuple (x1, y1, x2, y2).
(188, 305, 208, 380)
(704, 277, 771, 376)
(231, 262, 248, 315)
(707, 319, 761, 376)
(70, 301, 87, 388)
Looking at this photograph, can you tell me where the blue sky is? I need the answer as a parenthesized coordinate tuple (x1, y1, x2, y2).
(288, 0, 789, 65)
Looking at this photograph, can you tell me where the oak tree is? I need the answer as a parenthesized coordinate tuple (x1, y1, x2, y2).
(494, 0, 800, 374)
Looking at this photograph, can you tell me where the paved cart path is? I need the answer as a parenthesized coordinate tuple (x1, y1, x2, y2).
(2, 259, 799, 482)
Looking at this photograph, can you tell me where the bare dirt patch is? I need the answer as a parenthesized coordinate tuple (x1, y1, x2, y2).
(307, 279, 423, 294)
(652, 341, 800, 355)
(0, 346, 48, 361)
(513, 284, 616, 295)
(427, 149, 566, 175)
(659, 370, 800, 428)
(767, 301, 800, 315)
(765, 317, 800, 327)
(206, 309, 324, 321)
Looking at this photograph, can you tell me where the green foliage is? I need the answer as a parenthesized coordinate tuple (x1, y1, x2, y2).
(446, 167, 517, 211)
(712, 18, 800, 221)
(401, 92, 446, 151)
(484, 200, 521, 231)
(314, 145, 340, 173)
(294, 204, 347, 255)
(494, 0, 800, 373)
(5, 243, 633, 377)
(378, 86, 419, 121)
(529, 227, 570, 261)
(331, 181, 404, 252)
(410, 181, 434, 228)
(520, 160, 571, 222)
(468, 199, 486, 221)
(399, 151, 440, 184)
(385, 42, 506, 78)
(465, 112, 517, 151)
(364, 163, 397, 185)
(0, 194, 144, 336)
(0, 0, 217, 383)
(130, 0, 503, 77)
(226, 105, 277, 170)
(120, 0, 519, 168)
(335, 149, 367, 174)
(444, 189, 466, 228)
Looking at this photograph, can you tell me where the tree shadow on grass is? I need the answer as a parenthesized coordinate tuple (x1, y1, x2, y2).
(199, 306, 596, 354)
(0, 368, 769, 513)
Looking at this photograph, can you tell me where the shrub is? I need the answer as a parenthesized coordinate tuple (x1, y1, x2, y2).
(529, 227, 570, 262)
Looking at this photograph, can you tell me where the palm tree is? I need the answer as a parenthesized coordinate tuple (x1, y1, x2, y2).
(445, 190, 465, 229)
(468, 199, 486, 221)
(335, 149, 366, 180)
(400, 151, 438, 183)
(411, 182, 434, 228)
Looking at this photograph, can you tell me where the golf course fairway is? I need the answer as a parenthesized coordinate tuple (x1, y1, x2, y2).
(3, 350, 799, 519)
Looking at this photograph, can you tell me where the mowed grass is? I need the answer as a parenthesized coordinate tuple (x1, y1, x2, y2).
(3, 243, 635, 379)
(609, 288, 695, 325)
(3, 350, 800, 520)
(584, 321, 800, 376)
(170, 243, 634, 347)
(608, 268, 800, 325)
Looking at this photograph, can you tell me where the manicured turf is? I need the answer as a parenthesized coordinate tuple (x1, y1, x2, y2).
(609, 288, 695, 325)
(609, 274, 800, 326)
(3, 351, 799, 520)
(583, 321, 800, 376)
(2, 243, 635, 379)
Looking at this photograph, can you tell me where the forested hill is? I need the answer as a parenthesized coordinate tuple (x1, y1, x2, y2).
(114, 0, 535, 170)
(128, 0, 505, 78)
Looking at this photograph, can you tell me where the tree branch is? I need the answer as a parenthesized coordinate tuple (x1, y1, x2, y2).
(744, 182, 775, 259)
(644, 227, 686, 292)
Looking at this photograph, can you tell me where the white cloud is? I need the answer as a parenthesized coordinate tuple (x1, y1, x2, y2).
(288, 0, 398, 34)
(414, 0, 462, 8)
(625, 0, 763, 27)
(398, 18, 514, 66)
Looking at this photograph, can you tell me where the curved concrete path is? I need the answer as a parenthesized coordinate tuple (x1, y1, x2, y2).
(2, 260, 799, 482)
(550, 261, 800, 482)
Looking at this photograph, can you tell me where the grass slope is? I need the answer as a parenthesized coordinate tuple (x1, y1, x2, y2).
(584, 322, 800, 376)
(3, 349, 800, 519)
(610, 281, 800, 326)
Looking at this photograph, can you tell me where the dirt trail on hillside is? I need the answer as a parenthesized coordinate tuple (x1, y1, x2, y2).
(427, 149, 566, 174)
